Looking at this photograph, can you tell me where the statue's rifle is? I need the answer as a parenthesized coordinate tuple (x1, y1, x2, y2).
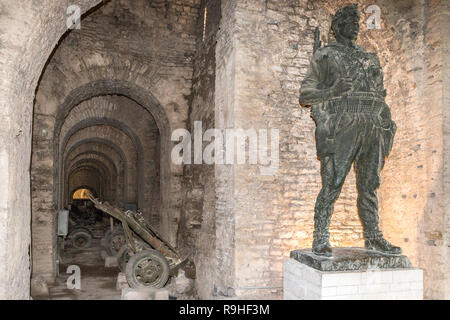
(313, 27, 322, 53)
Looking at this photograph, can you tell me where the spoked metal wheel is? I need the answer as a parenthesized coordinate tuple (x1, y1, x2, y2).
(70, 230, 92, 249)
(125, 249, 169, 289)
(106, 231, 126, 256)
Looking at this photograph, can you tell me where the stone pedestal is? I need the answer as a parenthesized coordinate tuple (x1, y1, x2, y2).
(104, 255, 118, 267)
(284, 248, 423, 300)
(116, 272, 129, 291)
(100, 250, 108, 259)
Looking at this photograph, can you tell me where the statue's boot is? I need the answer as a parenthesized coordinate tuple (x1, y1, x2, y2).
(365, 236, 402, 255)
(312, 231, 332, 257)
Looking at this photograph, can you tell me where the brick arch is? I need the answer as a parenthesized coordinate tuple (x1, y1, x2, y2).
(68, 166, 105, 202)
(67, 157, 115, 204)
(59, 118, 145, 209)
(63, 125, 138, 202)
(59, 95, 161, 220)
(65, 151, 119, 203)
(65, 139, 128, 202)
(0, 0, 102, 298)
(54, 80, 171, 141)
(52, 80, 172, 239)
(66, 151, 118, 180)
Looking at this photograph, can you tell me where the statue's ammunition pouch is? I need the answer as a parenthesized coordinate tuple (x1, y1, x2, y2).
(311, 93, 396, 158)
(327, 93, 385, 114)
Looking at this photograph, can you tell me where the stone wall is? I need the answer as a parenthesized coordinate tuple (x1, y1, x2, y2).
(212, 0, 448, 299)
(0, 0, 102, 300)
(442, 0, 450, 300)
(212, 0, 239, 299)
(179, 0, 221, 299)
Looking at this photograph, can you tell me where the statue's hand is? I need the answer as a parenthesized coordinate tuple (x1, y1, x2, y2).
(331, 77, 352, 97)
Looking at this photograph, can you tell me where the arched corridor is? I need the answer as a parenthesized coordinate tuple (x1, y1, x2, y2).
(29, 0, 198, 299)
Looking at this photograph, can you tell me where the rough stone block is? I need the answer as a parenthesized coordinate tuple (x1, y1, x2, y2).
(121, 287, 169, 300)
(100, 250, 108, 260)
(105, 256, 118, 268)
(30, 276, 49, 298)
(116, 272, 129, 291)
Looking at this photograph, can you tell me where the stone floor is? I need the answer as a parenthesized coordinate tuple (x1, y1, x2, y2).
(46, 239, 121, 300)
(36, 238, 197, 300)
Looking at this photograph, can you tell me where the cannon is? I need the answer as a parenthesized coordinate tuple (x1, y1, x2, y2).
(87, 193, 189, 289)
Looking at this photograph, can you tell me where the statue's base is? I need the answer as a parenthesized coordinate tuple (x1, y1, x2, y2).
(284, 248, 423, 300)
(290, 247, 413, 271)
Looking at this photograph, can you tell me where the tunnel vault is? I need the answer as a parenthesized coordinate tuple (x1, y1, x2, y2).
(29, 0, 195, 286)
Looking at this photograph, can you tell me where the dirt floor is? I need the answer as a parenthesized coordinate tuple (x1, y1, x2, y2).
(47, 239, 121, 300)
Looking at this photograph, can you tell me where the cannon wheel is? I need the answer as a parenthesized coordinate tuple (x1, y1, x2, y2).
(125, 249, 169, 289)
(70, 229, 92, 249)
(106, 231, 126, 256)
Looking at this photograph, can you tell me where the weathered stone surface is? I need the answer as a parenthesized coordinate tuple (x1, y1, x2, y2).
(166, 269, 195, 299)
(116, 272, 129, 291)
(290, 247, 412, 272)
(30, 0, 201, 286)
(121, 287, 169, 300)
(218, 0, 450, 300)
(30, 276, 50, 298)
(104, 256, 118, 268)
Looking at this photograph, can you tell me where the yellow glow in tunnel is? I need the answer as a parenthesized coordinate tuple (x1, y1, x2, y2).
(72, 188, 91, 200)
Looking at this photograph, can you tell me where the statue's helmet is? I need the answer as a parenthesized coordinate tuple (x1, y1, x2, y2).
(331, 4, 360, 36)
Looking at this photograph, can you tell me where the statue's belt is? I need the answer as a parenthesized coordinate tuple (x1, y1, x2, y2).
(327, 97, 385, 114)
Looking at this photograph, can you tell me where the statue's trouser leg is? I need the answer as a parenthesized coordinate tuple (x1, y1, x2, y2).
(313, 156, 351, 245)
(354, 128, 385, 240)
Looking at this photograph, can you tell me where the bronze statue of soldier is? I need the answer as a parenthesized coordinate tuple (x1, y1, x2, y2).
(299, 4, 402, 257)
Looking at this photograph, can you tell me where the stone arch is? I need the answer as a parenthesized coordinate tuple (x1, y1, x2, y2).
(58, 118, 145, 210)
(65, 151, 119, 202)
(52, 79, 172, 239)
(68, 166, 105, 202)
(66, 157, 114, 204)
(65, 139, 128, 202)
(63, 125, 138, 204)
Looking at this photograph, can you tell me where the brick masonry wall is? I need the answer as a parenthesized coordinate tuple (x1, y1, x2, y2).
(59, 95, 160, 210)
(221, 0, 448, 299)
(179, 0, 222, 299)
(64, 142, 126, 203)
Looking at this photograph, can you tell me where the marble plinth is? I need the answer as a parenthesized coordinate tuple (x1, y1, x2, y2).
(284, 248, 423, 300)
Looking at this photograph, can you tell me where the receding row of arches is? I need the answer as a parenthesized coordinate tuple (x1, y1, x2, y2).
(29, 0, 197, 294)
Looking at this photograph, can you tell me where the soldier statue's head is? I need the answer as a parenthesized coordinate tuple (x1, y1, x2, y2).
(331, 4, 360, 43)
